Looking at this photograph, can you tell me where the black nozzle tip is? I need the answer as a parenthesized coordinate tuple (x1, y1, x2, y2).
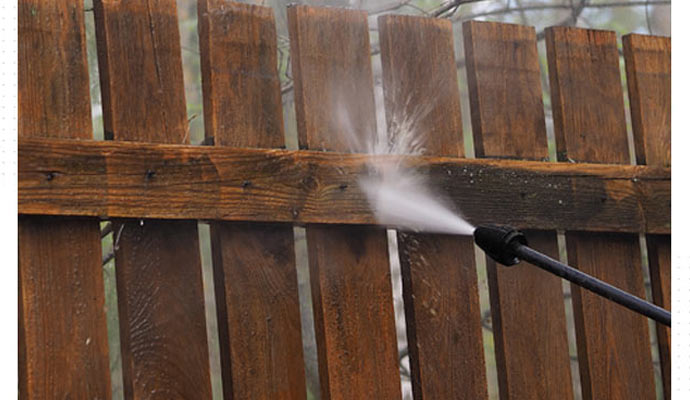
(473, 224, 527, 266)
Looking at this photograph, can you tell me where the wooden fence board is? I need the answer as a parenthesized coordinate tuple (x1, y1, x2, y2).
(623, 33, 671, 399)
(288, 6, 401, 399)
(18, 1, 111, 398)
(546, 26, 655, 400)
(93, 1, 212, 398)
(464, 20, 573, 400)
(623, 34, 671, 168)
(379, 15, 487, 400)
(19, 218, 111, 399)
(198, 2, 306, 398)
(19, 137, 671, 234)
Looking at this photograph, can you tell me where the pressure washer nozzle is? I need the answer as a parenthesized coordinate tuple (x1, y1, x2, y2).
(473, 224, 528, 266)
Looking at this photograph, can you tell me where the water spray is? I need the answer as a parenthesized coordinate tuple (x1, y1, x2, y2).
(474, 224, 671, 327)
(340, 80, 670, 327)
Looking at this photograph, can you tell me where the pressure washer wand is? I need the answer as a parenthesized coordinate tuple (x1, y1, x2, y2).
(473, 224, 671, 327)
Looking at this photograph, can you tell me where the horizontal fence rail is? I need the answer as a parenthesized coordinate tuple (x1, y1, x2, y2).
(19, 137, 670, 234)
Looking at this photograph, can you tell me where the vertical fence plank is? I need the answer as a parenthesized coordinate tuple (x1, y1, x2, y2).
(464, 20, 573, 400)
(93, 1, 212, 398)
(18, 1, 111, 398)
(288, 6, 401, 399)
(623, 34, 671, 168)
(198, 2, 307, 399)
(546, 26, 655, 400)
(623, 33, 671, 399)
(378, 15, 487, 400)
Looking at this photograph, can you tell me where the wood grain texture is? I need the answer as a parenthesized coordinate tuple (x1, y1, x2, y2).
(379, 15, 487, 400)
(93, 1, 212, 398)
(623, 34, 671, 167)
(19, 0, 93, 139)
(19, 217, 111, 399)
(379, 15, 464, 158)
(113, 219, 211, 399)
(623, 33, 671, 399)
(464, 20, 573, 400)
(397, 234, 486, 399)
(19, 137, 671, 234)
(487, 232, 572, 399)
(547, 26, 655, 400)
(198, 2, 306, 399)
(288, 5, 378, 153)
(198, 0, 285, 149)
(547, 27, 630, 164)
(19, 1, 111, 398)
(464, 20, 549, 161)
(210, 223, 305, 399)
(94, 0, 188, 143)
(288, 6, 401, 399)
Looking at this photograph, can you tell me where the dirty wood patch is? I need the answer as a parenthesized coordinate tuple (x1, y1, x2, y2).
(18, 0, 112, 398)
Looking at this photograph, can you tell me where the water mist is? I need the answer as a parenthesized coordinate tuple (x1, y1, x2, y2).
(334, 88, 474, 236)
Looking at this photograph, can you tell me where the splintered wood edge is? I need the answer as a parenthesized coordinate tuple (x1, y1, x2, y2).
(19, 137, 670, 234)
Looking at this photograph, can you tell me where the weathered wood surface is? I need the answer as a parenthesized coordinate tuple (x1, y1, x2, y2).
(623, 32, 671, 400)
(547, 26, 655, 400)
(548, 28, 631, 165)
(288, 6, 402, 399)
(19, 0, 93, 139)
(465, 21, 550, 162)
(198, 2, 307, 399)
(623, 34, 671, 168)
(18, 1, 111, 398)
(464, 20, 573, 400)
(199, 0, 285, 148)
(19, 217, 111, 400)
(93, 0, 212, 398)
(19, 137, 670, 234)
(380, 15, 487, 400)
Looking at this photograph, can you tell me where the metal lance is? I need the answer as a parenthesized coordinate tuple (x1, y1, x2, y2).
(473, 224, 671, 327)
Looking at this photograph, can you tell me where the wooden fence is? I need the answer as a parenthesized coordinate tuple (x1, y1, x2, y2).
(18, 1, 670, 399)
